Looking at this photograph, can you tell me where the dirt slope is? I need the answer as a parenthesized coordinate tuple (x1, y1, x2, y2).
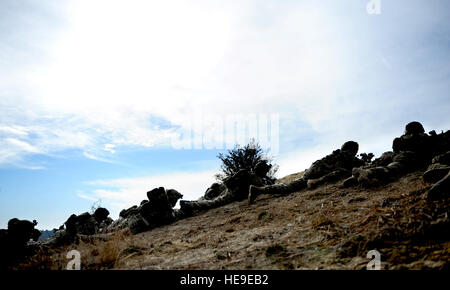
(21, 170, 449, 270)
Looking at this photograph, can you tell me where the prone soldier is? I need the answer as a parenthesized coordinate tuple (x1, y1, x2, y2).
(180, 161, 273, 215)
(248, 141, 365, 204)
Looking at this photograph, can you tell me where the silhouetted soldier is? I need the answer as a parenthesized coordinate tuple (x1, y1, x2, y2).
(114, 187, 183, 234)
(180, 161, 273, 214)
(351, 121, 444, 187)
(248, 141, 365, 204)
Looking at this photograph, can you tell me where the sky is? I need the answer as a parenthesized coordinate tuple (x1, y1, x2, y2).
(1, 0, 449, 230)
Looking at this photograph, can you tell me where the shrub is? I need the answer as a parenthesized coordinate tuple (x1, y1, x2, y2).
(215, 139, 278, 182)
(90, 199, 103, 215)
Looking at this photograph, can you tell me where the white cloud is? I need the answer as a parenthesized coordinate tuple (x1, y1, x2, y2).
(77, 191, 99, 202)
(83, 152, 114, 164)
(0, 0, 352, 168)
(1, 0, 449, 170)
(0, 126, 29, 137)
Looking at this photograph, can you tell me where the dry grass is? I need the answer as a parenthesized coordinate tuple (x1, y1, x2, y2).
(18, 170, 450, 270)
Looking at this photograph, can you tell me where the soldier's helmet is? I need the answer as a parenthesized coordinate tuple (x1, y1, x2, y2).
(254, 161, 272, 177)
(404, 121, 425, 135)
(341, 141, 359, 156)
(166, 189, 183, 208)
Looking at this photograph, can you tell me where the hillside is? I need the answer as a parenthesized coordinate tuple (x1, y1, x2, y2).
(21, 169, 449, 270)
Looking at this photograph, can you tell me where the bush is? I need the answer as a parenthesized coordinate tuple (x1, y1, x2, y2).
(90, 199, 103, 215)
(215, 139, 278, 182)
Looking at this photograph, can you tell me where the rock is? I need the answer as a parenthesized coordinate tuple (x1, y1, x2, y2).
(427, 172, 450, 201)
(423, 163, 450, 183)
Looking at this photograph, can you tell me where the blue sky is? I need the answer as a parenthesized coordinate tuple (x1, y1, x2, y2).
(1, 0, 450, 229)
